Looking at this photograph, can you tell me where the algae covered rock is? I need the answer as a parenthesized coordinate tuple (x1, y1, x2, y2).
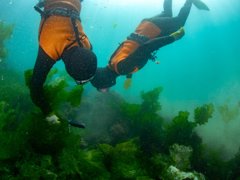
(165, 165, 205, 180)
(169, 144, 193, 171)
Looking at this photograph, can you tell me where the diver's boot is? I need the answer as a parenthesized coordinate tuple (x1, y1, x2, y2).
(192, 0, 210, 10)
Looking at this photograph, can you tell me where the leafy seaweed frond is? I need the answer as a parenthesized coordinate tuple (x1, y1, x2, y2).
(194, 103, 214, 125)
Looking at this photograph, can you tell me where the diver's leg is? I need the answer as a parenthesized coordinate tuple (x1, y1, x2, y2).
(30, 47, 56, 115)
(175, 0, 193, 26)
(150, 0, 192, 36)
(158, 0, 209, 34)
(155, 0, 173, 18)
(163, 0, 173, 17)
(192, 0, 210, 10)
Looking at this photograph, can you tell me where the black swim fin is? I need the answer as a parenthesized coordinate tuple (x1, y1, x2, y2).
(69, 120, 85, 128)
(192, 0, 210, 11)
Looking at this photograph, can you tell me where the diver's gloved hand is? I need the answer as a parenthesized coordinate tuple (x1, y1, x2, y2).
(46, 113, 61, 124)
(170, 27, 185, 41)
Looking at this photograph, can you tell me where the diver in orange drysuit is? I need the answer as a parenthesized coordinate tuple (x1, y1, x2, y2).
(90, 0, 209, 92)
(30, 0, 97, 124)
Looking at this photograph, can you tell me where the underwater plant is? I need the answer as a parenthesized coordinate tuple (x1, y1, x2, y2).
(1, 68, 240, 180)
(218, 103, 240, 123)
(1, 68, 31, 112)
(0, 21, 14, 65)
(194, 103, 214, 125)
(98, 139, 149, 179)
(169, 144, 193, 171)
(165, 103, 214, 148)
(226, 148, 240, 179)
(0, 22, 30, 113)
(120, 87, 165, 155)
(24, 68, 84, 115)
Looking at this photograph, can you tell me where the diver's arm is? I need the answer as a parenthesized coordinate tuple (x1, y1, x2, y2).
(142, 27, 185, 52)
(30, 47, 55, 116)
(142, 35, 175, 52)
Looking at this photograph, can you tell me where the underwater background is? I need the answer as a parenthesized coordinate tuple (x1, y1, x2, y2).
(1, 0, 240, 179)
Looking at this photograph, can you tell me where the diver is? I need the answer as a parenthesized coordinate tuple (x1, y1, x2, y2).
(90, 0, 209, 92)
(30, 0, 97, 125)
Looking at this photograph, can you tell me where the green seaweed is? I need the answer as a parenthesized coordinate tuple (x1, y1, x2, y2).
(1, 68, 31, 112)
(24, 69, 33, 88)
(24, 68, 84, 113)
(165, 103, 214, 150)
(218, 103, 240, 123)
(169, 144, 193, 171)
(0, 21, 14, 64)
(227, 149, 240, 179)
(194, 103, 214, 125)
(140, 87, 162, 116)
(99, 139, 148, 179)
(67, 85, 84, 106)
(165, 111, 197, 147)
(27, 113, 69, 155)
(120, 87, 165, 155)
(1, 66, 240, 179)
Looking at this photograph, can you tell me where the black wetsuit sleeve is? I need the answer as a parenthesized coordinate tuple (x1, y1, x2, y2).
(30, 47, 55, 116)
(116, 35, 175, 75)
(142, 35, 175, 53)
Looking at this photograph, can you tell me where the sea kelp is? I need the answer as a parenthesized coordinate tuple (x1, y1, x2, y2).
(24, 68, 83, 114)
(99, 139, 148, 179)
(0, 101, 22, 160)
(227, 148, 240, 179)
(0, 21, 13, 64)
(1, 68, 31, 112)
(1, 69, 240, 180)
(194, 103, 214, 125)
(218, 103, 240, 123)
(165, 103, 214, 149)
(120, 87, 165, 155)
